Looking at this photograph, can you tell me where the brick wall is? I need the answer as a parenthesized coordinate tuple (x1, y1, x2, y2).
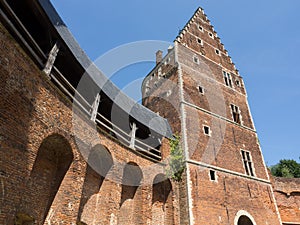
(0, 21, 179, 225)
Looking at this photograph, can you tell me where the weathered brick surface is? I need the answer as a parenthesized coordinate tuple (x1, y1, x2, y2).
(0, 21, 178, 225)
(142, 8, 282, 225)
(273, 177, 300, 224)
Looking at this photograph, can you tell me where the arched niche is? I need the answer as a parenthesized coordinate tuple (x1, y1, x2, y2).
(25, 134, 73, 224)
(78, 144, 114, 223)
(119, 162, 143, 224)
(152, 174, 173, 225)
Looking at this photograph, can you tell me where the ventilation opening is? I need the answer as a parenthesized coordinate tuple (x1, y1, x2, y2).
(209, 170, 216, 181)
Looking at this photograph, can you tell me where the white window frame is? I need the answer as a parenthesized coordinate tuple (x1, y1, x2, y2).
(198, 85, 204, 94)
(230, 104, 242, 125)
(198, 25, 204, 32)
(197, 38, 203, 46)
(223, 71, 233, 88)
(203, 125, 211, 136)
(209, 170, 217, 182)
(240, 150, 255, 177)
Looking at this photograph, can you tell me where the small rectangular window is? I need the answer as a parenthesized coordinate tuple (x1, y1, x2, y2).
(215, 49, 220, 55)
(198, 25, 204, 32)
(223, 71, 233, 88)
(241, 150, 255, 176)
(203, 126, 211, 136)
(208, 32, 214, 39)
(209, 170, 216, 181)
(197, 38, 203, 45)
(198, 86, 204, 94)
(230, 104, 241, 124)
(193, 56, 199, 64)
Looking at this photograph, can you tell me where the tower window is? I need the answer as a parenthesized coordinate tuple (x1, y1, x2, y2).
(235, 80, 241, 87)
(223, 71, 233, 88)
(193, 56, 199, 64)
(230, 104, 242, 124)
(209, 170, 216, 181)
(198, 86, 204, 94)
(197, 38, 203, 45)
(198, 25, 203, 32)
(203, 126, 211, 136)
(208, 32, 214, 39)
(241, 150, 255, 176)
(215, 49, 220, 55)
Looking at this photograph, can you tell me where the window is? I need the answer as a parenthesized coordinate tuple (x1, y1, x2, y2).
(209, 170, 216, 181)
(215, 49, 220, 55)
(203, 126, 211, 136)
(198, 25, 203, 32)
(241, 150, 255, 176)
(193, 56, 199, 64)
(208, 32, 214, 39)
(198, 86, 204, 94)
(235, 80, 241, 87)
(230, 104, 242, 124)
(223, 71, 233, 88)
(197, 38, 203, 45)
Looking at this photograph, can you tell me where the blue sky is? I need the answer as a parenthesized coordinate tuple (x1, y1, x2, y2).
(51, 0, 300, 166)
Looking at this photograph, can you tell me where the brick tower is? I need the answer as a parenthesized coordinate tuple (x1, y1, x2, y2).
(142, 7, 283, 225)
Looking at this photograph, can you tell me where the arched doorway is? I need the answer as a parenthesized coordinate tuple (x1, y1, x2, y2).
(119, 162, 143, 225)
(238, 215, 254, 225)
(234, 210, 256, 225)
(152, 174, 173, 225)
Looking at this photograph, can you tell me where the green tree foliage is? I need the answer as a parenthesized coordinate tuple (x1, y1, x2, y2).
(270, 159, 300, 178)
(166, 135, 185, 182)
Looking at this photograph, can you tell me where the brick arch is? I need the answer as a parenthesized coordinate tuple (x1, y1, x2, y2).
(21, 134, 73, 224)
(234, 210, 257, 225)
(119, 162, 143, 224)
(152, 174, 173, 225)
(77, 144, 114, 224)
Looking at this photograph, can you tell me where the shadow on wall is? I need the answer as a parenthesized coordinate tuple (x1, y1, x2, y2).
(18, 134, 73, 224)
(119, 162, 143, 224)
(77, 144, 114, 223)
(152, 174, 173, 225)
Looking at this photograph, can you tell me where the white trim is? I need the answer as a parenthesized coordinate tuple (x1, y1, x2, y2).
(234, 210, 257, 225)
(175, 42, 194, 225)
(179, 60, 245, 97)
(187, 159, 271, 184)
(183, 101, 256, 133)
